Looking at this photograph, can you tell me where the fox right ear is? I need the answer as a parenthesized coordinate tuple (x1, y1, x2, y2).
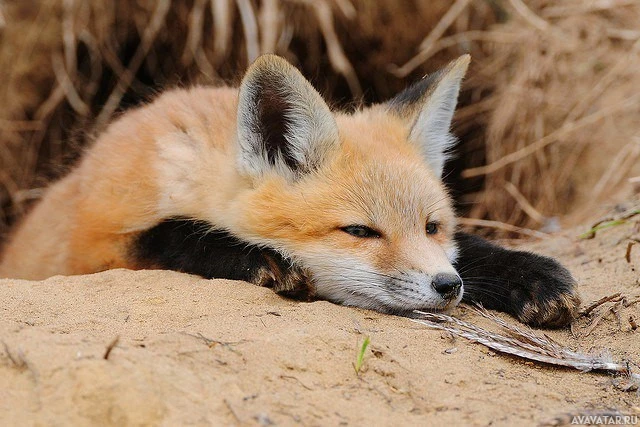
(386, 55, 470, 178)
(236, 55, 339, 180)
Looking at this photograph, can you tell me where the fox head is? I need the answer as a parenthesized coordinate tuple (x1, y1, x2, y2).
(233, 54, 469, 314)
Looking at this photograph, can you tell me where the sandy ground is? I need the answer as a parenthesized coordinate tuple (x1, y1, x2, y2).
(1, 211, 639, 426)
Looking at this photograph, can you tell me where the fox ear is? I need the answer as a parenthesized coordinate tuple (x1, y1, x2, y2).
(237, 55, 339, 179)
(387, 55, 470, 177)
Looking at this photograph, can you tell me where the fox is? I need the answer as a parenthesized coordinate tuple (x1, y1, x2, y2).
(0, 54, 580, 327)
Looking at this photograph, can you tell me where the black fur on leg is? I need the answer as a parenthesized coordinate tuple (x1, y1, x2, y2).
(454, 231, 581, 328)
(132, 218, 314, 300)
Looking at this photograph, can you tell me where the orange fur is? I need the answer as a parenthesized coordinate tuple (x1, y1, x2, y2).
(1, 87, 240, 279)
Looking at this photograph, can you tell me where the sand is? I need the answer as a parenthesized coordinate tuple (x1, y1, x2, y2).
(1, 214, 639, 426)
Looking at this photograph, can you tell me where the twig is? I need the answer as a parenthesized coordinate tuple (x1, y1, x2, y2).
(584, 306, 615, 337)
(504, 181, 546, 224)
(390, 30, 515, 78)
(62, 0, 78, 76)
(626, 241, 636, 263)
(390, 0, 475, 78)
(458, 217, 549, 239)
(580, 293, 622, 317)
(34, 85, 66, 120)
(95, 0, 170, 129)
(280, 374, 314, 390)
(607, 28, 640, 41)
(541, 0, 640, 18)
(184, 332, 247, 355)
(51, 53, 90, 116)
(306, 0, 362, 97)
(211, 0, 232, 61)
(333, 0, 355, 19)
(508, 0, 550, 32)
(224, 399, 242, 423)
(12, 188, 44, 204)
(419, 0, 473, 52)
(259, 0, 280, 54)
(625, 298, 640, 308)
(236, 0, 260, 63)
(612, 301, 624, 331)
(103, 336, 120, 360)
(77, 30, 103, 102)
(181, 0, 208, 66)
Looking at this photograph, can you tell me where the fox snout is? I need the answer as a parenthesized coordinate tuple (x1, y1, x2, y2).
(372, 269, 464, 315)
(431, 272, 463, 298)
(392, 268, 464, 312)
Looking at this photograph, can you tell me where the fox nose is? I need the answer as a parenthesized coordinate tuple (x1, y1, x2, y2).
(431, 273, 462, 297)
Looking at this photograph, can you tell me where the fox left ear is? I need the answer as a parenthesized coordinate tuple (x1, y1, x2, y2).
(387, 55, 470, 178)
(236, 55, 339, 180)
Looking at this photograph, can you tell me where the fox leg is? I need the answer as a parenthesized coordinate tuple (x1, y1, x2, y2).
(132, 218, 314, 300)
(454, 232, 581, 328)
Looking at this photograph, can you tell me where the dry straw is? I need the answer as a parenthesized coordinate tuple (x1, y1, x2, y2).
(461, 0, 640, 231)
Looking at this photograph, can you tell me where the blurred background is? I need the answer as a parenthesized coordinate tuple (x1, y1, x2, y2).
(0, 0, 638, 241)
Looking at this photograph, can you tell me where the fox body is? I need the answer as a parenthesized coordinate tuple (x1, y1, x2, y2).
(0, 55, 580, 326)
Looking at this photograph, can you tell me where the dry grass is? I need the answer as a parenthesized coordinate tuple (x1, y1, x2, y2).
(0, 0, 638, 239)
(460, 0, 640, 231)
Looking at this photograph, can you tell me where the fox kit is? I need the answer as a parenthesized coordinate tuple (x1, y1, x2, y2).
(0, 55, 580, 327)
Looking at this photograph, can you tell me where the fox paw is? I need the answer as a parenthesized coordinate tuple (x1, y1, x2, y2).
(509, 258, 581, 328)
(253, 254, 315, 301)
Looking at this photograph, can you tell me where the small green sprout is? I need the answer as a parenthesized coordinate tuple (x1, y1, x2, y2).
(579, 209, 640, 239)
(353, 336, 370, 375)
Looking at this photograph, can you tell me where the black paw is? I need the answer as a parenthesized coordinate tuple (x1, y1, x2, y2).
(456, 232, 581, 328)
(253, 253, 315, 301)
(506, 255, 581, 328)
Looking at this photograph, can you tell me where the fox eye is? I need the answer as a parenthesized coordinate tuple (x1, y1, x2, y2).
(426, 221, 439, 235)
(341, 225, 381, 238)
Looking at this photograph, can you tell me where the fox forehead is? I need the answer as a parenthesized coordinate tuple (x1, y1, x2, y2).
(313, 161, 453, 234)
(328, 107, 453, 224)
(247, 108, 455, 239)
(335, 106, 423, 157)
